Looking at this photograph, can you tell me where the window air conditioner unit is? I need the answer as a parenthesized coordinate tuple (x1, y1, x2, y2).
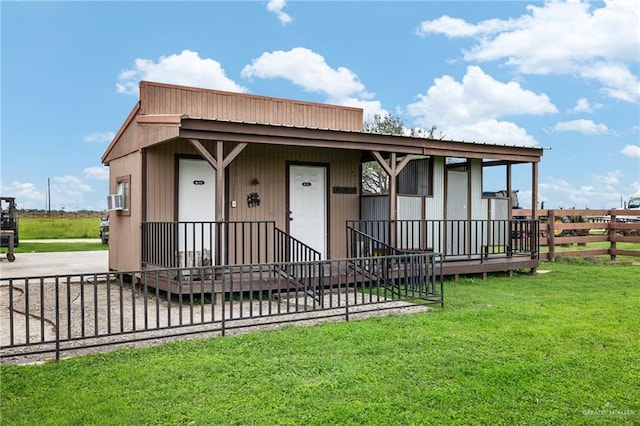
(107, 194, 124, 211)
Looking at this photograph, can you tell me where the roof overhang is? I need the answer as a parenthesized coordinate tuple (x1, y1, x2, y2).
(177, 118, 544, 164)
(107, 114, 543, 165)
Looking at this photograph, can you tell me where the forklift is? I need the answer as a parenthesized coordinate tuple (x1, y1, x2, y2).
(1, 197, 18, 262)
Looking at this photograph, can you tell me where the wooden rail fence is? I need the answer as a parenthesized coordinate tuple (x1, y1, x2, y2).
(517, 209, 640, 261)
(17, 211, 104, 219)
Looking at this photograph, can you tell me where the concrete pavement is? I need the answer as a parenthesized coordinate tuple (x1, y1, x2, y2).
(21, 238, 102, 243)
(0, 250, 109, 279)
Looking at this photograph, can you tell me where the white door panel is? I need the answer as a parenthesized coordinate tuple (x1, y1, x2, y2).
(289, 165, 327, 259)
(178, 158, 215, 266)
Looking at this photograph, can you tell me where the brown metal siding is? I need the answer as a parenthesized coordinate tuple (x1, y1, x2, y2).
(105, 119, 139, 162)
(227, 144, 361, 259)
(142, 142, 360, 260)
(145, 139, 221, 221)
(108, 152, 142, 271)
(145, 144, 179, 222)
(139, 125, 180, 149)
(141, 82, 363, 132)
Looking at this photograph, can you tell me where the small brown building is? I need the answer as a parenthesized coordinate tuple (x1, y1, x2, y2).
(102, 81, 543, 278)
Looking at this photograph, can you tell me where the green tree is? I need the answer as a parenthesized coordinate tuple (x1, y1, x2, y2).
(362, 114, 441, 194)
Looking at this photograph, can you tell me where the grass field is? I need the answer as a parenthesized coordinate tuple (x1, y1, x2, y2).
(18, 217, 101, 239)
(13, 242, 106, 253)
(1, 260, 638, 425)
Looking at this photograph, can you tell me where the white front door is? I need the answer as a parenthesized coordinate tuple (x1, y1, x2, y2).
(289, 165, 327, 259)
(178, 158, 216, 265)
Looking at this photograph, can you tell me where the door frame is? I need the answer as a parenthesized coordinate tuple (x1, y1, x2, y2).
(174, 154, 220, 264)
(286, 161, 330, 259)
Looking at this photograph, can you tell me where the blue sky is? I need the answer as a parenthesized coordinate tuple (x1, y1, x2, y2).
(2, 0, 639, 211)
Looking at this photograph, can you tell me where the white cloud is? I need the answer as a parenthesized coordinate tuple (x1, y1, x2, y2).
(48, 176, 94, 210)
(553, 119, 611, 135)
(1, 177, 107, 211)
(538, 167, 640, 209)
(242, 48, 365, 99)
(84, 166, 109, 180)
(116, 50, 247, 95)
(406, 66, 557, 146)
(416, 15, 519, 38)
(540, 175, 625, 209)
(52, 176, 92, 194)
(580, 61, 640, 103)
(0, 181, 46, 210)
(339, 98, 388, 123)
(593, 170, 622, 185)
(241, 47, 388, 119)
(417, 0, 640, 103)
(571, 97, 594, 113)
(84, 131, 115, 144)
(622, 144, 640, 157)
(267, 0, 293, 25)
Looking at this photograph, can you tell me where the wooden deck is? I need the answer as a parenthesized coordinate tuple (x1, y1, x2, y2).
(142, 260, 436, 298)
(438, 254, 538, 279)
(138, 252, 533, 301)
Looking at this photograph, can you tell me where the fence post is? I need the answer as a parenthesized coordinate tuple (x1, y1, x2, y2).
(547, 210, 556, 261)
(55, 277, 60, 361)
(609, 211, 617, 261)
(221, 267, 226, 336)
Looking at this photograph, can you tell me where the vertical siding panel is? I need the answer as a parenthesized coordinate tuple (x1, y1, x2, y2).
(152, 86, 159, 114)
(398, 196, 423, 250)
(426, 156, 445, 221)
(109, 151, 142, 271)
(140, 82, 363, 128)
(470, 159, 484, 221)
(163, 87, 170, 114)
(225, 144, 359, 258)
(171, 88, 178, 114)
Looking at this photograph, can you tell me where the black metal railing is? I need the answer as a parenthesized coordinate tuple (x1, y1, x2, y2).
(142, 221, 321, 268)
(273, 228, 322, 304)
(346, 226, 403, 258)
(1, 253, 443, 361)
(346, 226, 441, 299)
(346, 219, 539, 261)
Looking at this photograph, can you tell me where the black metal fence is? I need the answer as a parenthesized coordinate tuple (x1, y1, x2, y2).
(347, 219, 539, 260)
(1, 253, 443, 361)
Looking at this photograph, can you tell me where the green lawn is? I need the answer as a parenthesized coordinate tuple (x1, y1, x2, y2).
(1, 260, 638, 425)
(17, 217, 101, 239)
(11, 242, 107, 253)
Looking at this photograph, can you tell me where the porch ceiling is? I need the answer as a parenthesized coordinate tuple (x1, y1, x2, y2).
(151, 116, 544, 163)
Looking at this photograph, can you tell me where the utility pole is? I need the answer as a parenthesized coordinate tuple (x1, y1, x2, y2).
(47, 178, 51, 217)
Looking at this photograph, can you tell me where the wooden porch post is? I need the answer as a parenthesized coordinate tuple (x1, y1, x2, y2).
(371, 151, 413, 248)
(531, 161, 539, 272)
(188, 139, 248, 222)
(188, 139, 248, 264)
(532, 162, 538, 221)
(506, 163, 512, 219)
(215, 142, 225, 222)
